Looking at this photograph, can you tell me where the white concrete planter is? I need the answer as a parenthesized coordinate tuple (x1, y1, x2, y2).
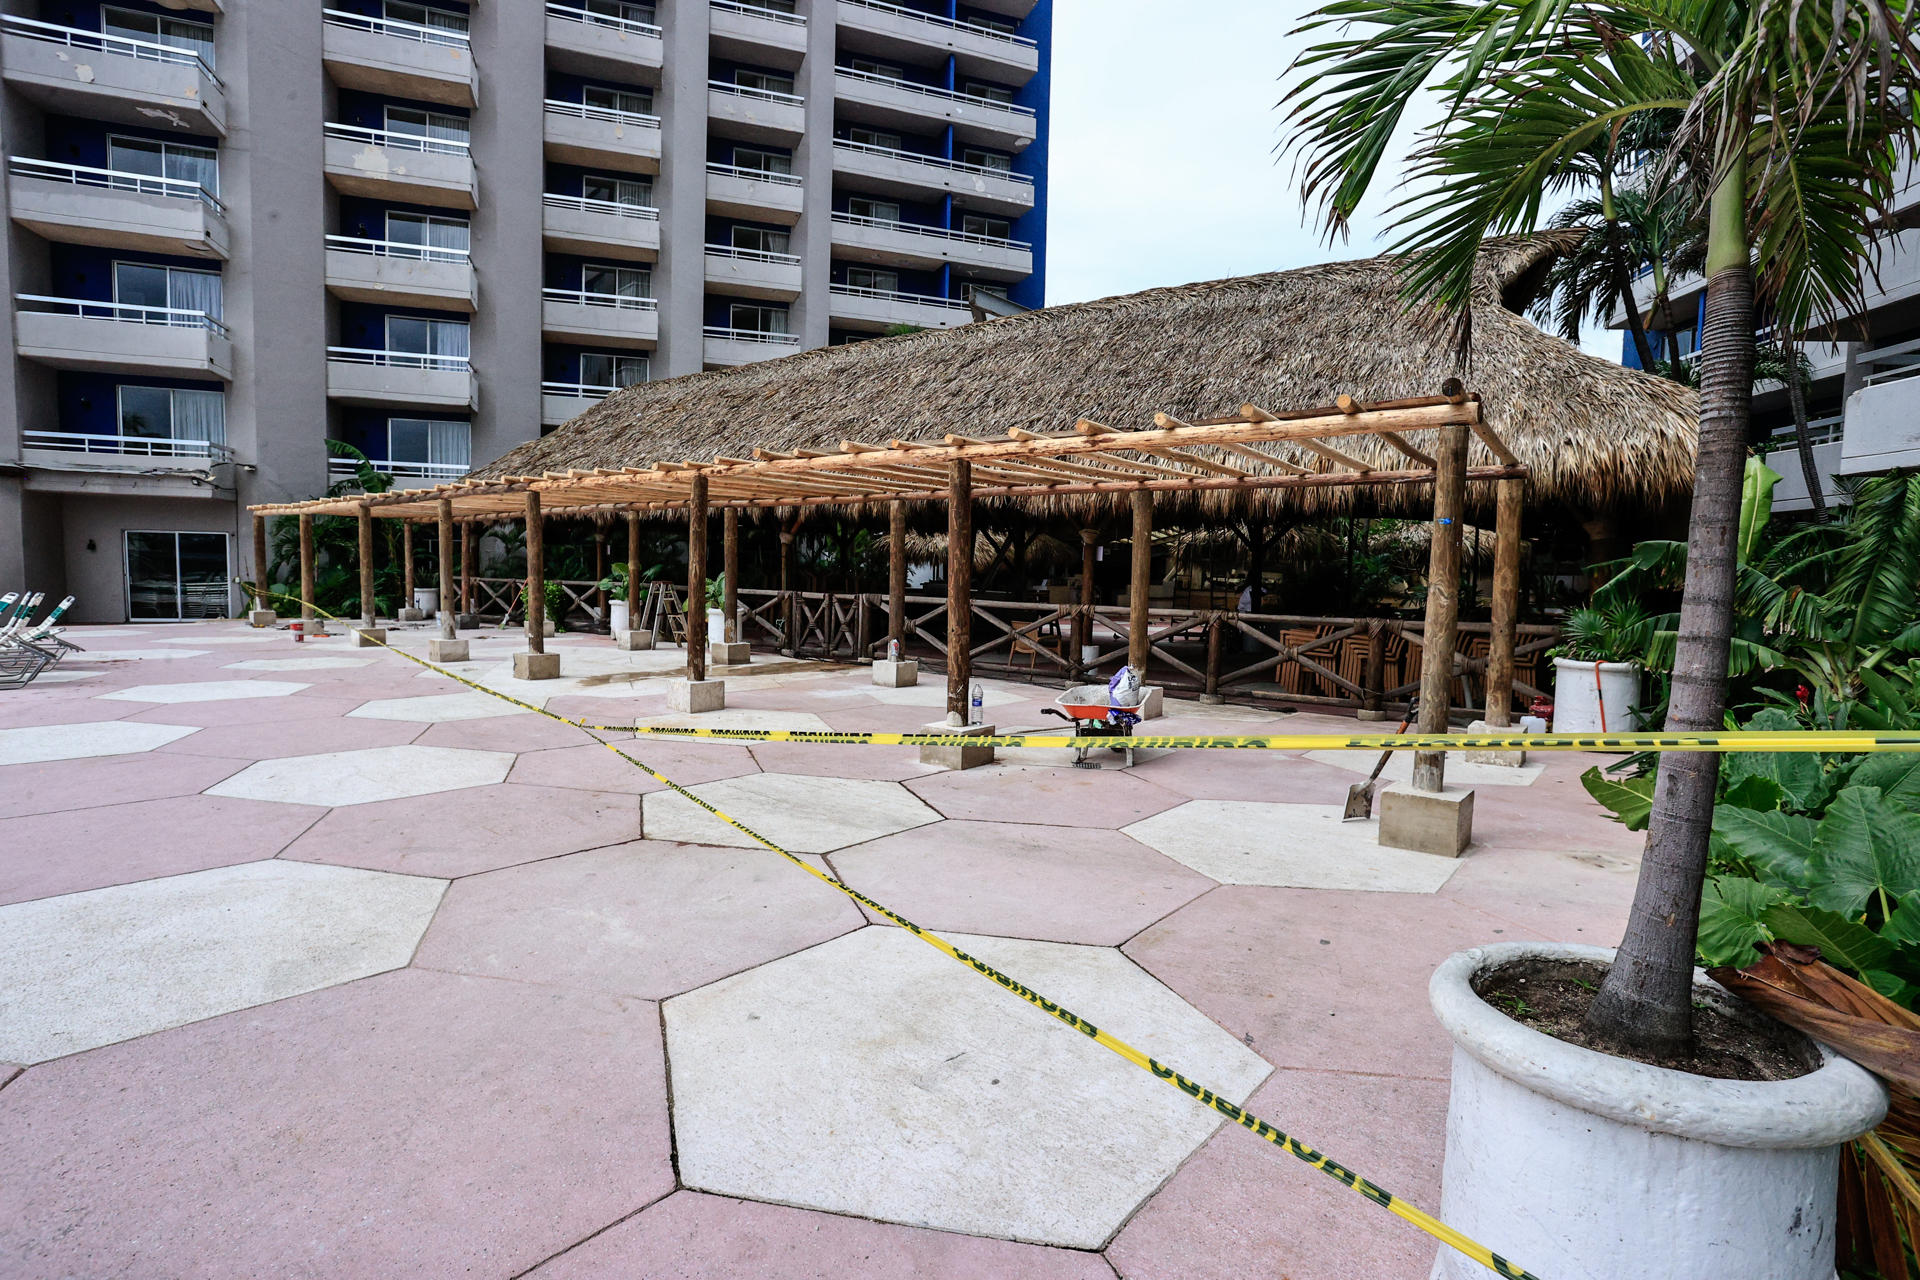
(413, 587, 439, 615)
(1429, 942, 1886, 1280)
(610, 600, 629, 634)
(1551, 657, 1643, 732)
(706, 607, 726, 645)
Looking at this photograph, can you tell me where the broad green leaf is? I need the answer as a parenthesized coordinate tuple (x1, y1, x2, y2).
(1850, 754, 1920, 811)
(1881, 897, 1920, 947)
(1763, 902, 1897, 975)
(1862, 971, 1917, 1005)
(1809, 787, 1920, 915)
(1725, 709, 1826, 811)
(1738, 457, 1780, 565)
(1581, 765, 1654, 830)
(1713, 805, 1818, 888)
(1721, 774, 1785, 812)
(1697, 877, 1781, 968)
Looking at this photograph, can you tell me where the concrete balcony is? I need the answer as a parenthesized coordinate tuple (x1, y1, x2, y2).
(1767, 435, 1845, 514)
(703, 325, 802, 368)
(321, 9, 476, 109)
(836, 0, 1038, 83)
(828, 282, 971, 332)
(14, 296, 232, 378)
(325, 347, 477, 409)
(709, 1, 808, 71)
(324, 124, 477, 209)
(20, 430, 233, 499)
(541, 381, 617, 427)
(706, 163, 804, 224)
(324, 236, 476, 311)
(542, 193, 660, 261)
(834, 68, 1034, 152)
(707, 81, 806, 146)
(829, 212, 1031, 279)
(544, 99, 662, 172)
(327, 456, 468, 488)
(704, 244, 803, 300)
(544, 1, 663, 79)
(829, 140, 1033, 217)
(1, 16, 226, 135)
(7, 158, 229, 259)
(1840, 348, 1920, 475)
(540, 289, 659, 348)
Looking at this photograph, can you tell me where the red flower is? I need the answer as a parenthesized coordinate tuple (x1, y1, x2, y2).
(1795, 684, 1812, 705)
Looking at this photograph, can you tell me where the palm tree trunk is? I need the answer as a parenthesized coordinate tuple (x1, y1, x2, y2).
(1607, 221, 1659, 371)
(1583, 158, 1754, 1058)
(1786, 359, 1830, 523)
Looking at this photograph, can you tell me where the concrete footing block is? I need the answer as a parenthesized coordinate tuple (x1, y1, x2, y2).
(669, 678, 726, 713)
(871, 658, 919, 688)
(427, 638, 469, 664)
(247, 609, 277, 628)
(713, 641, 752, 666)
(1378, 782, 1475, 857)
(1463, 719, 1528, 766)
(456, 612, 480, 630)
(1136, 687, 1165, 720)
(1355, 708, 1388, 722)
(397, 608, 426, 622)
(615, 628, 655, 651)
(352, 628, 387, 648)
(514, 651, 561, 681)
(920, 720, 996, 771)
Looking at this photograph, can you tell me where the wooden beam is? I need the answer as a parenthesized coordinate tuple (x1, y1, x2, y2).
(437, 498, 456, 640)
(1376, 431, 1436, 468)
(1486, 477, 1525, 727)
(1294, 438, 1374, 473)
(1472, 421, 1520, 467)
(525, 489, 546, 656)
(1412, 422, 1469, 791)
(948, 458, 972, 721)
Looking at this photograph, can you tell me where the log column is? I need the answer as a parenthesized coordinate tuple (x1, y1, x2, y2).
(778, 528, 795, 654)
(298, 514, 318, 632)
(1412, 423, 1470, 792)
(401, 522, 415, 617)
(356, 505, 376, 628)
(250, 514, 272, 619)
(525, 490, 546, 655)
(887, 500, 907, 652)
(626, 511, 642, 625)
(687, 473, 709, 682)
(1485, 477, 1525, 727)
(437, 499, 456, 640)
(1076, 526, 1097, 673)
(460, 522, 473, 616)
(722, 507, 740, 643)
(947, 459, 973, 720)
(1128, 489, 1152, 673)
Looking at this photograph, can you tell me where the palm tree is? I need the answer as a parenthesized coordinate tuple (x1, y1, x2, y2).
(1281, 0, 1919, 1056)
(1658, 344, 1830, 523)
(1533, 172, 1695, 372)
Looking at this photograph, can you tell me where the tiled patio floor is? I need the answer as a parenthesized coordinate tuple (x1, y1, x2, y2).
(0, 621, 1644, 1278)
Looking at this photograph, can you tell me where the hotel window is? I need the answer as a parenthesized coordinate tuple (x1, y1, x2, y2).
(729, 303, 789, 334)
(383, 1, 470, 37)
(387, 417, 470, 470)
(846, 267, 899, 293)
(385, 105, 470, 147)
(108, 136, 218, 194)
(581, 262, 653, 299)
(848, 57, 903, 80)
(583, 173, 654, 206)
(583, 84, 654, 115)
(847, 126, 903, 151)
(580, 0, 656, 22)
(102, 6, 214, 64)
(385, 211, 470, 257)
(961, 213, 1011, 239)
(733, 69, 795, 96)
(113, 262, 222, 321)
(385, 315, 470, 361)
(117, 385, 226, 445)
(963, 81, 1015, 105)
(732, 147, 792, 177)
(730, 226, 790, 255)
(961, 147, 1012, 172)
(580, 353, 650, 388)
(847, 196, 901, 223)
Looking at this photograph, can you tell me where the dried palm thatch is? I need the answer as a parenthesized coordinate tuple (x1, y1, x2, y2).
(473, 234, 1695, 522)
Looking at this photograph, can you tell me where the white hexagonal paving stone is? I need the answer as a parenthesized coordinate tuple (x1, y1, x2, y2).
(0, 721, 199, 766)
(1123, 800, 1463, 893)
(225, 656, 379, 672)
(156, 635, 274, 646)
(866, 684, 1028, 709)
(666, 928, 1272, 1248)
(1304, 749, 1543, 788)
(348, 692, 529, 723)
(67, 649, 208, 662)
(642, 773, 938, 853)
(0, 860, 445, 1063)
(98, 680, 310, 704)
(206, 744, 514, 807)
(631, 709, 834, 732)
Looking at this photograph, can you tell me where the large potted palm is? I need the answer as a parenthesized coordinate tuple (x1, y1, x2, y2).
(1282, 1, 1918, 1273)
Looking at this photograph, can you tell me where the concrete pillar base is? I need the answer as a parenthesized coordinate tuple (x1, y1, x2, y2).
(669, 678, 726, 712)
(1463, 718, 1528, 767)
(247, 609, 277, 628)
(1355, 708, 1388, 722)
(456, 612, 481, 630)
(353, 628, 387, 648)
(920, 720, 996, 771)
(397, 608, 426, 622)
(427, 638, 469, 664)
(514, 652, 562, 681)
(1198, 693, 1225, 705)
(1378, 782, 1475, 857)
(713, 641, 752, 666)
(871, 658, 919, 688)
(615, 628, 655, 651)
(1135, 687, 1165, 720)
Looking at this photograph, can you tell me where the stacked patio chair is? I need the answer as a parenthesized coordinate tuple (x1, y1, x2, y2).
(0, 593, 76, 689)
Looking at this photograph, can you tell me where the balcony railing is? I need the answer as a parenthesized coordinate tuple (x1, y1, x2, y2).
(541, 381, 628, 399)
(545, 1, 661, 38)
(327, 345, 471, 372)
(1859, 337, 1920, 387)
(708, 78, 805, 106)
(16, 293, 230, 337)
(23, 429, 231, 461)
(830, 139, 1032, 187)
(705, 242, 803, 265)
(830, 211, 1030, 250)
(328, 456, 468, 482)
(543, 97, 661, 128)
(7, 156, 227, 213)
(834, 66, 1034, 117)
(1763, 414, 1845, 453)
(829, 282, 971, 312)
(837, 0, 1035, 48)
(707, 161, 803, 187)
(704, 325, 800, 345)
(325, 122, 471, 156)
(711, 0, 806, 25)
(542, 192, 660, 220)
(1, 14, 219, 82)
(543, 287, 659, 310)
(321, 7, 470, 47)
(326, 234, 470, 264)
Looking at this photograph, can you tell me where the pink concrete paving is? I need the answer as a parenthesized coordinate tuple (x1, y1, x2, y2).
(0, 622, 1653, 1278)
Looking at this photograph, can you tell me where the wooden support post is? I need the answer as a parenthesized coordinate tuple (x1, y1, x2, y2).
(437, 498, 456, 640)
(402, 522, 415, 614)
(1485, 477, 1524, 727)
(356, 505, 375, 627)
(460, 522, 473, 615)
(525, 490, 546, 655)
(947, 459, 973, 720)
(1129, 489, 1152, 673)
(1077, 526, 1097, 673)
(1362, 620, 1387, 719)
(687, 473, 709, 682)
(626, 511, 642, 623)
(1413, 423, 1469, 791)
(888, 500, 907, 651)
(778, 530, 795, 654)
(298, 514, 317, 629)
(1204, 613, 1222, 700)
(722, 507, 739, 643)
(594, 532, 606, 622)
(252, 514, 269, 608)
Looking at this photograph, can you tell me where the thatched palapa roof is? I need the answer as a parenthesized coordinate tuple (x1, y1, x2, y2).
(473, 235, 1697, 520)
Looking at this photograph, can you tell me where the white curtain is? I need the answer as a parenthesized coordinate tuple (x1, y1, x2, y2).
(430, 321, 470, 360)
(170, 389, 226, 446)
(168, 269, 222, 321)
(427, 421, 470, 469)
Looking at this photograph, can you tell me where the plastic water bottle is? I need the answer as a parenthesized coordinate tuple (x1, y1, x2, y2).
(970, 681, 983, 724)
(887, 637, 900, 662)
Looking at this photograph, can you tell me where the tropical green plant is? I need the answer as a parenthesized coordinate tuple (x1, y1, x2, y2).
(1554, 602, 1654, 664)
(543, 579, 566, 631)
(264, 442, 406, 617)
(1535, 178, 1697, 372)
(594, 559, 664, 598)
(703, 573, 726, 609)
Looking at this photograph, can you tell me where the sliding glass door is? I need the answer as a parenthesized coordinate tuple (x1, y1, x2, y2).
(125, 531, 230, 620)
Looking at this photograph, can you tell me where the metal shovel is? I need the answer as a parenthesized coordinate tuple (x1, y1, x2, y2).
(1342, 703, 1415, 821)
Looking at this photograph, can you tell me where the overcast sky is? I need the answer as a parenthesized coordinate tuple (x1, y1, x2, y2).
(1042, 0, 1623, 362)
